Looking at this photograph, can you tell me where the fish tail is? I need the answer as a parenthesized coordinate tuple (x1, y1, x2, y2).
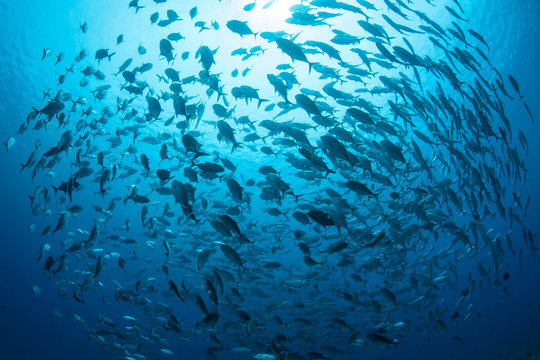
(193, 151, 209, 160)
(231, 141, 242, 153)
(257, 98, 268, 108)
(308, 61, 317, 74)
(222, 96, 230, 108)
(324, 168, 336, 178)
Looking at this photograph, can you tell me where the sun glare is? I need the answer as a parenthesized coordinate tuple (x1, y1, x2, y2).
(249, 0, 301, 28)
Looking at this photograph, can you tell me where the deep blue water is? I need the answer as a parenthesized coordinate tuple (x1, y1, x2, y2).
(0, 0, 539, 359)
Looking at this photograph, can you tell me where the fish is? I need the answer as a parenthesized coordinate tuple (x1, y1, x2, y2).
(243, 3, 256, 11)
(345, 180, 377, 198)
(275, 38, 315, 72)
(308, 209, 335, 228)
(79, 22, 88, 33)
(220, 244, 243, 268)
(508, 74, 524, 100)
(197, 249, 212, 271)
(366, 333, 399, 347)
(7, 1, 535, 359)
(226, 20, 257, 38)
(159, 39, 175, 63)
(95, 49, 115, 63)
(4, 137, 15, 153)
(321, 241, 348, 254)
(217, 120, 241, 152)
(166, 280, 184, 302)
(128, 0, 144, 13)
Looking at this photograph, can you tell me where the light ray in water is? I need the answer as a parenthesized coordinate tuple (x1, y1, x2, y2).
(2, 0, 538, 359)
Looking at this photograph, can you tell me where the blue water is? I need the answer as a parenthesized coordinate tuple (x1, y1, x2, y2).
(0, 0, 539, 359)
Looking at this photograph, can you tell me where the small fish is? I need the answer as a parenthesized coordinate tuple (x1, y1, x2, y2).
(79, 22, 88, 33)
(3, 137, 15, 153)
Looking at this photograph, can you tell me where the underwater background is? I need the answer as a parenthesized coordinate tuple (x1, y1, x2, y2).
(0, 0, 539, 359)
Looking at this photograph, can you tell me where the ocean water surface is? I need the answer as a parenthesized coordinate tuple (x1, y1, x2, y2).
(0, 0, 539, 359)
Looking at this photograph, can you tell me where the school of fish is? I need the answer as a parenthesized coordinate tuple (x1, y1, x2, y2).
(9, 0, 537, 359)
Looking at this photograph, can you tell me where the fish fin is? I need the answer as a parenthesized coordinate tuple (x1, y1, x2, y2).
(193, 152, 209, 161)
(231, 141, 242, 153)
(308, 61, 317, 74)
(257, 98, 269, 108)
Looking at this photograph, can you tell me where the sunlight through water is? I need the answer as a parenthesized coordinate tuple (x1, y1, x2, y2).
(0, 0, 539, 359)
